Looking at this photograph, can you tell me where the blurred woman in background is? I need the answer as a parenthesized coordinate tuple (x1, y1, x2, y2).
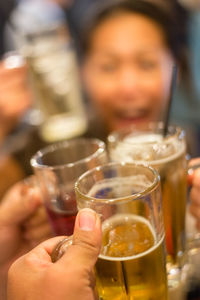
(78, 0, 188, 137)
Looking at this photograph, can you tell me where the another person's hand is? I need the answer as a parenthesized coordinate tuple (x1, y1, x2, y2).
(0, 55, 31, 142)
(189, 158, 200, 231)
(0, 178, 52, 299)
(7, 208, 102, 300)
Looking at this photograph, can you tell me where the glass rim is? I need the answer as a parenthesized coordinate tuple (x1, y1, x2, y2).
(107, 122, 184, 145)
(75, 162, 160, 204)
(30, 138, 106, 170)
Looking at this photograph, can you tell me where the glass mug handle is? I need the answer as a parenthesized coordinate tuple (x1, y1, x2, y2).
(51, 236, 73, 262)
(51, 235, 102, 299)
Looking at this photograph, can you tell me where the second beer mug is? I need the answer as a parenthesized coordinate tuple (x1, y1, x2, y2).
(108, 122, 187, 277)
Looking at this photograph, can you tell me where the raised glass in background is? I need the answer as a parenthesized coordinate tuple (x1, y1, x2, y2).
(108, 123, 187, 281)
(23, 25, 88, 142)
(75, 162, 168, 300)
(10, 0, 88, 143)
(31, 138, 107, 236)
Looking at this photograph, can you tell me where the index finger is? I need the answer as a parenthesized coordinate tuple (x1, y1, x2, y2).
(26, 236, 67, 264)
(33, 236, 67, 256)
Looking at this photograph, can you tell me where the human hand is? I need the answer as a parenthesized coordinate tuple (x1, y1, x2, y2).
(0, 177, 52, 299)
(0, 54, 31, 141)
(188, 158, 200, 231)
(7, 208, 102, 300)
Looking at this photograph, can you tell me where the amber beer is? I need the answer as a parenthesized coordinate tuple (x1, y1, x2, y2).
(96, 214, 168, 300)
(108, 126, 187, 266)
(157, 147, 187, 265)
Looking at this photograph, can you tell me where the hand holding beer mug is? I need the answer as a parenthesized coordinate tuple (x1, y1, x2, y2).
(108, 123, 187, 284)
(31, 138, 107, 236)
(52, 162, 169, 299)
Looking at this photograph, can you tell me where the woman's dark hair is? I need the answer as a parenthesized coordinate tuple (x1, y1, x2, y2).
(79, 0, 189, 76)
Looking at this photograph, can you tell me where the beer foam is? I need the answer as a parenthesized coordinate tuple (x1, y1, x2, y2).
(99, 214, 164, 261)
(125, 133, 163, 144)
(87, 176, 153, 199)
(110, 133, 186, 166)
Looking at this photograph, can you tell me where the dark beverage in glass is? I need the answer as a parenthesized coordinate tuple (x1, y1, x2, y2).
(31, 138, 107, 238)
(45, 192, 77, 235)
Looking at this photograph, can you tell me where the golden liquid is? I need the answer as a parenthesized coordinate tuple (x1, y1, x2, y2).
(155, 151, 187, 264)
(96, 215, 168, 300)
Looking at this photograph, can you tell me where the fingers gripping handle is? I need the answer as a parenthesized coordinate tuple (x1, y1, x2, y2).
(51, 236, 73, 262)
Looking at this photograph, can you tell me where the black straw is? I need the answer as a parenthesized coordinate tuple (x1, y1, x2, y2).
(163, 64, 178, 137)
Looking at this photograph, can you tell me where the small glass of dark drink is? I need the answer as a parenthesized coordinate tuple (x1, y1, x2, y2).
(31, 138, 107, 236)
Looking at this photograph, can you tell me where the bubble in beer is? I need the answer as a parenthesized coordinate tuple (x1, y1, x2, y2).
(101, 214, 155, 257)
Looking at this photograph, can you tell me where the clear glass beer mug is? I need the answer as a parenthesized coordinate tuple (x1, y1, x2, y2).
(107, 123, 187, 282)
(22, 24, 88, 143)
(31, 138, 107, 236)
(52, 162, 169, 300)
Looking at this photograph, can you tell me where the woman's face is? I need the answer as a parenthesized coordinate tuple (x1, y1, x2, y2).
(82, 13, 175, 133)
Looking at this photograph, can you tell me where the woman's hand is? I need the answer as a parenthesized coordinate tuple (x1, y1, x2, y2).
(0, 57, 31, 141)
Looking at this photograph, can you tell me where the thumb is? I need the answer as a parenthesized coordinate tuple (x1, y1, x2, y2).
(59, 208, 102, 270)
(0, 181, 41, 226)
